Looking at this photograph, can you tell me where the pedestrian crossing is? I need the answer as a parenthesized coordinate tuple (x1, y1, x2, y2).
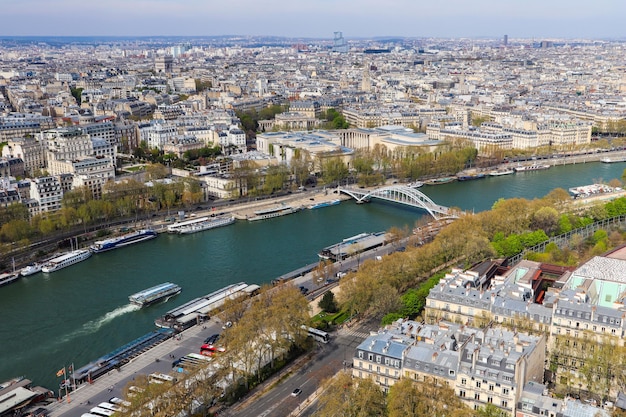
(337, 327, 370, 339)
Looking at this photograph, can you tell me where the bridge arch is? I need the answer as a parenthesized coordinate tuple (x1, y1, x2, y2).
(339, 185, 455, 220)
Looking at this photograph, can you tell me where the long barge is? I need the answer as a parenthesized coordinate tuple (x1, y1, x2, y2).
(155, 282, 260, 330)
(72, 328, 175, 384)
(177, 215, 235, 234)
(248, 204, 299, 221)
(318, 232, 388, 262)
(90, 229, 157, 253)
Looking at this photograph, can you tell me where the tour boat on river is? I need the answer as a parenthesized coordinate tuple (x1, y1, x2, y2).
(248, 204, 299, 221)
(41, 249, 92, 273)
(601, 156, 626, 163)
(308, 199, 341, 210)
(0, 272, 20, 287)
(488, 168, 515, 176)
(129, 282, 182, 307)
(20, 263, 42, 276)
(514, 164, 551, 172)
(90, 229, 157, 253)
(176, 215, 235, 234)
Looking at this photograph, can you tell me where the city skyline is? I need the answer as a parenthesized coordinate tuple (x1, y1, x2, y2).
(2, 0, 625, 40)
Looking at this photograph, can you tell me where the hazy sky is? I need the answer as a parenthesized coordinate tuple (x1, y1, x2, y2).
(2, 0, 625, 39)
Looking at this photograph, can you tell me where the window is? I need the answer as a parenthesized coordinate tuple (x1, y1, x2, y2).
(476, 381, 481, 388)
(459, 390, 466, 397)
(368, 354, 373, 361)
(489, 385, 494, 391)
(461, 378, 467, 385)
(358, 351, 363, 359)
(449, 370, 455, 376)
(503, 388, 509, 395)
(501, 400, 508, 408)
(474, 393, 480, 401)
(488, 396, 493, 404)
(376, 355, 381, 363)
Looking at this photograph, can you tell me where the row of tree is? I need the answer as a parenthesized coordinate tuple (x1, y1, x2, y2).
(337, 186, 626, 321)
(118, 285, 311, 416)
(0, 168, 204, 247)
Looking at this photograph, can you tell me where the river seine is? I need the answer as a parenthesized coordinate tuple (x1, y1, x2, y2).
(1, 161, 625, 390)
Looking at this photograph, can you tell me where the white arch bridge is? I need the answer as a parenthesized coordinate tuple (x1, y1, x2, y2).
(339, 185, 458, 220)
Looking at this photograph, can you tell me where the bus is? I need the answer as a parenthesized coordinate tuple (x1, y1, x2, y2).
(88, 407, 115, 417)
(172, 353, 212, 370)
(187, 352, 213, 362)
(97, 402, 122, 412)
(303, 326, 330, 343)
(148, 372, 176, 384)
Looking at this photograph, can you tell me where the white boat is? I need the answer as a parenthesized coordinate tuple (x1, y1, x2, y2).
(129, 282, 181, 307)
(90, 229, 157, 253)
(488, 168, 515, 176)
(20, 263, 42, 276)
(177, 215, 235, 234)
(601, 157, 626, 163)
(0, 272, 20, 287)
(408, 181, 424, 188)
(569, 184, 622, 199)
(41, 249, 92, 273)
(248, 204, 299, 222)
(308, 199, 341, 210)
(513, 164, 550, 172)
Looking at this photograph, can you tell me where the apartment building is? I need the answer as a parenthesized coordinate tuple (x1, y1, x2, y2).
(29, 176, 63, 214)
(138, 120, 177, 150)
(426, 253, 626, 398)
(0, 113, 55, 142)
(43, 127, 93, 174)
(1, 137, 46, 175)
(0, 157, 25, 178)
(353, 320, 546, 416)
(53, 156, 114, 199)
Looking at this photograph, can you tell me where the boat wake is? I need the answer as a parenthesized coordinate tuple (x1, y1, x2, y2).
(57, 304, 141, 343)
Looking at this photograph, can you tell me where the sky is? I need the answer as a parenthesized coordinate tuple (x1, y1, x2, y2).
(1, 0, 625, 39)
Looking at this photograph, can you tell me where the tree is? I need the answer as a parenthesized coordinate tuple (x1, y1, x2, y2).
(319, 156, 349, 185)
(70, 87, 83, 105)
(318, 291, 338, 313)
(530, 206, 560, 235)
(145, 163, 169, 180)
(387, 379, 469, 417)
(314, 371, 386, 417)
(291, 149, 313, 187)
(263, 164, 289, 194)
(476, 404, 508, 417)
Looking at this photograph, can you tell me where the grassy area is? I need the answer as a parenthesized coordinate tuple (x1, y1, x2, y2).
(311, 310, 350, 330)
(123, 165, 145, 172)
